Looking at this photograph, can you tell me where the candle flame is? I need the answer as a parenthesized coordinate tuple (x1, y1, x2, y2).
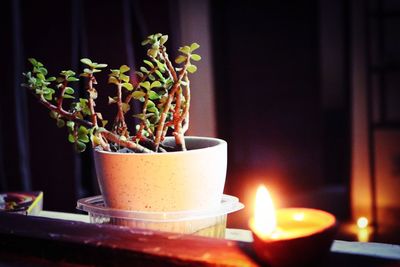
(357, 217, 368, 229)
(253, 185, 277, 238)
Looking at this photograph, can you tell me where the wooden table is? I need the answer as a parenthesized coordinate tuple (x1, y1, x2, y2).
(0, 211, 399, 266)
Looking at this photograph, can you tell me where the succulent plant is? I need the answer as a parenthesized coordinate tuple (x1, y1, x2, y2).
(22, 33, 201, 153)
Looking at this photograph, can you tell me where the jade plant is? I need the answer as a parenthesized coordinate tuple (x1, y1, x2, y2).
(21, 33, 201, 153)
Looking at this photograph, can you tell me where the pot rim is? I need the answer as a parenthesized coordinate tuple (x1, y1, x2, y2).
(94, 136, 227, 156)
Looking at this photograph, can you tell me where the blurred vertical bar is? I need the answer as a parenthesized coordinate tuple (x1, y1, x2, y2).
(12, 0, 32, 191)
(122, 0, 136, 71)
(177, 0, 217, 137)
(350, 0, 374, 223)
(71, 0, 85, 198)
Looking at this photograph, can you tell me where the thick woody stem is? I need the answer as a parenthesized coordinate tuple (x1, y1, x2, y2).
(57, 80, 68, 110)
(172, 87, 185, 151)
(116, 83, 127, 134)
(179, 74, 191, 134)
(154, 57, 190, 151)
(34, 92, 93, 128)
(87, 74, 98, 127)
(100, 130, 153, 153)
(160, 47, 178, 82)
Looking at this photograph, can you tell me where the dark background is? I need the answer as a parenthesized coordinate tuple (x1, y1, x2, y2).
(1, 0, 399, 236)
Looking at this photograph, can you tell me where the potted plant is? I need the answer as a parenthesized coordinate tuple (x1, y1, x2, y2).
(21, 33, 227, 213)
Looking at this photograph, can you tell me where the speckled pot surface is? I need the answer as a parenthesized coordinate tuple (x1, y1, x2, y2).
(93, 136, 227, 211)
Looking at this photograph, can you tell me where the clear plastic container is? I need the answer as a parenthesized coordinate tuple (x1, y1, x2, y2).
(77, 194, 244, 238)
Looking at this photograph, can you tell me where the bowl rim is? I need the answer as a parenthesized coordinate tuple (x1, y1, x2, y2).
(77, 194, 244, 222)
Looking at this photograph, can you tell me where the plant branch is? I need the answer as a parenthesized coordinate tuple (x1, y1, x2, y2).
(113, 82, 128, 136)
(154, 57, 190, 150)
(100, 130, 153, 153)
(57, 80, 68, 110)
(179, 73, 190, 134)
(87, 73, 98, 127)
(160, 47, 178, 82)
(31, 90, 93, 128)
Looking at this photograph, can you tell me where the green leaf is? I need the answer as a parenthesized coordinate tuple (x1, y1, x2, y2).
(101, 120, 108, 127)
(120, 74, 130, 83)
(108, 76, 119, 85)
(49, 111, 58, 119)
(56, 119, 65, 128)
(155, 60, 165, 72)
(147, 106, 158, 113)
(66, 121, 75, 130)
(68, 133, 75, 143)
(43, 88, 55, 94)
(175, 55, 187, 64)
(37, 73, 45, 80)
(133, 113, 153, 120)
(143, 60, 154, 68)
(79, 99, 91, 116)
(63, 94, 75, 99)
(120, 65, 130, 73)
(140, 67, 148, 74)
(108, 96, 117, 104)
(78, 125, 89, 136)
(191, 54, 201, 61)
(179, 46, 191, 54)
(38, 67, 48, 75)
(79, 135, 90, 143)
(46, 76, 56, 82)
(121, 82, 133, 91)
(135, 71, 144, 78)
(110, 69, 120, 76)
(80, 58, 92, 65)
(148, 74, 155, 81)
(148, 90, 160, 100)
(84, 68, 93, 74)
(61, 70, 75, 77)
(190, 43, 200, 52)
(160, 35, 168, 45)
(155, 70, 164, 80)
(28, 58, 38, 65)
(44, 93, 53, 101)
(187, 65, 197, 73)
(92, 69, 101, 73)
(67, 77, 79, 82)
(147, 48, 158, 58)
(122, 103, 130, 113)
(141, 39, 151, 46)
(139, 81, 151, 90)
(146, 100, 156, 108)
(65, 87, 74, 95)
(151, 81, 162, 88)
(90, 134, 100, 146)
(75, 141, 86, 152)
(132, 91, 146, 100)
(96, 63, 108, 68)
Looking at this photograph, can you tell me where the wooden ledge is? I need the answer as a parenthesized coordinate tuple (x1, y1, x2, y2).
(0, 212, 258, 266)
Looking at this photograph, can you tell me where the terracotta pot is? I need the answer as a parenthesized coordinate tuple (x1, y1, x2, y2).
(93, 136, 227, 211)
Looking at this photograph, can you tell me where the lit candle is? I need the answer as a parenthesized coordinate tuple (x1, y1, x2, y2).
(356, 216, 371, 242)
(249, 185, 337, 267)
